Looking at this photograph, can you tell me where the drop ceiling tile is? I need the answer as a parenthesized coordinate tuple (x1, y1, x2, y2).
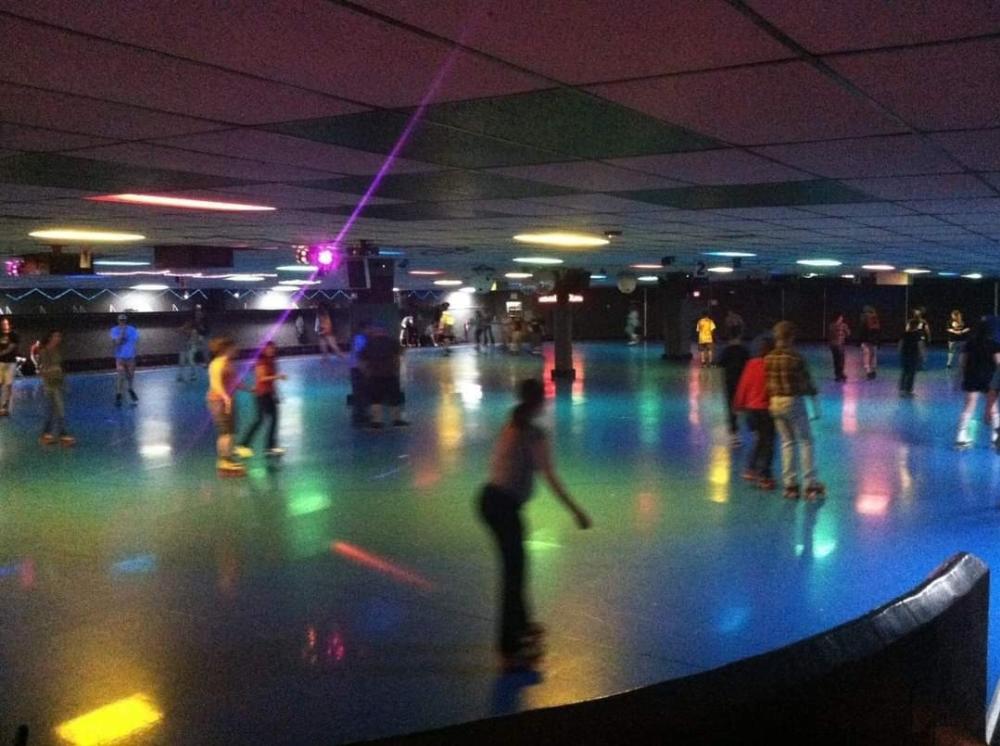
(527, 194, 673, 213)
(797, 203, 918, 217)
(747, 0, 1000, 54)
(0, 123, 114, 152)
(984, 173, 1000, 190)
(623, 180, 873, 210)
(943, 213, 1000, 228)
(306, 170, 579, 202)
(930, 130, 1000, 171)
(487, 162, 686, 191)
(899, 198, 1000, 215)
(152, 130, 436, 175)
(426, 89, 720, 160)
(608, 149, 812, 185)
(588, 62, 905, 146)
(845, 174, 995, 200)
(189, 184, 403, 208)
(1, 16, 365, 124)
(853, 215, 951, 229)
(356, 0, 790, 83)
(448, 199, 585, 217)
(753, 136, 960, 178)
(2, 0, 548, 107)
(829, 40, 1000, 131)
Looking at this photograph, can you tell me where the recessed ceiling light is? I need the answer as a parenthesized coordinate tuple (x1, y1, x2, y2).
(862, 264, 895, 271)
(841, 274, 856, 279)
(704, 251, 757, 258)
(505, 272, 533, 279)
(631, 263, 662, 269)
(796, 259, 841, 267)
(707, 266, 734, 274)
(903, 268, 931, 274)
(433, 279, 463, 286)
(637, 275, 658, 282)
(589, 274, 607, 280)
(88, 194, 276, 211)
(269, 285, 299, 293)
(226, 274, 266, 282)
(513, 256, 564, 265)
(278, 279, 321, 286)
(409, 270, 443, 276)
(937, 272, 958, 277)
(459, 286, 476, 294)
(513, 232, 609, 247)
(129, 283, 169, 291)
(276, 265, 319, 273)
(93, 260, 150, 267)
(962, 273, 983, 279)
(30, 229, 145, 242)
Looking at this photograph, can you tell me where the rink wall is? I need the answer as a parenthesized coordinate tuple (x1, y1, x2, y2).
(354, 553, 989, 746)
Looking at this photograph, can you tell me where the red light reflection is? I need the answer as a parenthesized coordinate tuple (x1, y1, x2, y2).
(331, 541, 435, 590)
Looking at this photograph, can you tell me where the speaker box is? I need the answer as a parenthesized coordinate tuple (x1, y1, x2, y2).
(367, 257, 395, 303)
(346, 257, 369, 289)
(154, 245, 233, 269)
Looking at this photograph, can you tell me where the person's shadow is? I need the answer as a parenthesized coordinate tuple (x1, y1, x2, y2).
(490, 669, 544, 716)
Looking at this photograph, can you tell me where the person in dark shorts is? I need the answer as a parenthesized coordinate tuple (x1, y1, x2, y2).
(718, 334, 750, 446)
(478, 379, 592, 671)
(0, 317, 19, 416)
(955, 320, 1000, 449)
(234, 340, 287, 458)
(898, 319, 923, 397)
(359, 323, 407, 428)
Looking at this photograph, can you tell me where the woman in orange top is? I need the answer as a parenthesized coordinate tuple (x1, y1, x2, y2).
(733, 336, 776, 490)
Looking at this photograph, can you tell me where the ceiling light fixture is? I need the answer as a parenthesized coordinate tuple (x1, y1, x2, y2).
(903, 268, 931, 275)
(937, 272, 958, 277)
(504, 272, 533, 279)
(861, 264, 895, 271)
(707, 266, 734, 274)
(631, 264, 662, 269)
(276, 265, 319, 273)
(226, 274, 266, 282)
(409, 270, 443, 276)
(459, 286, 476, 294)
(513, 232, 609, 247)
(704, 251, 757, 258)
(796, 259, 842, 267)
(962, 273, 983, 279)
(129, 283, 169, 291)
(637, 275, 658, 282)
(589, 274, 608, 280)
(513, 256, 564, 265)
(93, 260, 151, 267)
(30, 229, 145, 242)
(433, 279, 463, 286)
(88, 194, 276, 211)
(841, 274, 856, 279)
(278, 279, 321, 286)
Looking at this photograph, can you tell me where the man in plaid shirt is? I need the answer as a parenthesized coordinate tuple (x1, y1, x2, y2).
(765, 321, 824, 500)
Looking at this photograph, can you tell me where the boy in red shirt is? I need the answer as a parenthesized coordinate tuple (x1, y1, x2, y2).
(733, 336, 776, 490)
(234, 341, 287, 457)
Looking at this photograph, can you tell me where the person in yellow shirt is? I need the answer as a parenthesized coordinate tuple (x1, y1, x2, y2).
(696, 312, 717, 367)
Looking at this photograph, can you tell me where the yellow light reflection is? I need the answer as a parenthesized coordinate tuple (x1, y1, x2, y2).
(708, 445, 730, 503)
(56, 694, 163, 746)
(688, 366, 701, 426)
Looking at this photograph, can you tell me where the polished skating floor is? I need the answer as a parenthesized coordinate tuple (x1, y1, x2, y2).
(3, 341, 1000, 745)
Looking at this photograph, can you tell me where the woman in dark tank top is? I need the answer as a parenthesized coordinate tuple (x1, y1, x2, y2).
(478, 379, 592, 671)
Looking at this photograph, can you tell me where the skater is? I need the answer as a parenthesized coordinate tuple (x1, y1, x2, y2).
(349, 321, 371, 427)
(898, 319, 922, 397)
(438, 304, 456, 355)
(765, 321, 823, 500)
(111, 313, 139, 406)
(37, 330, 74, 446)
(474, 309, 490, 351)
(478, 379, 591, 670)
(827, 312, 850, 382)
(718, 333, 750, 446)
(316, 305, 342, 361)
(234, 341, 287, 458)
(946, 310, 969, 369)
(0, 317, 18, 416)
(625, 305, 640, 345)
(696, 311, 716, 367)
(206, 336, 246, 475)
(955, 321, 1000, 449)
(911, 308, 931, 370)
(858, 306, 881, 380)
(358, 323, 408, 428)
(734, 335, 776, 490)
(176, 319, 199, 382)
(724, 309, 744, 341)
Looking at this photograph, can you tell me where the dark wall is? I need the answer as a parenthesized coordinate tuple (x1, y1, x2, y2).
(354, 553, 988, 746)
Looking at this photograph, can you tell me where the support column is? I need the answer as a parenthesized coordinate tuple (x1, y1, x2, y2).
(660, 275, 691, 360)
(551, 291, 575, 380)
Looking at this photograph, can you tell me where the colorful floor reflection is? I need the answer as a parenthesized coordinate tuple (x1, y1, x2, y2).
(3, 342, 1000, 744)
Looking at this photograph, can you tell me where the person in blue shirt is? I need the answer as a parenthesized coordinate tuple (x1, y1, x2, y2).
(349, 320, 370, 427)
(111, 313, 140, 407)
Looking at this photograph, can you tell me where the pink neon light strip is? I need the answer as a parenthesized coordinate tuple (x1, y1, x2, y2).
(88, 194, 276, 211)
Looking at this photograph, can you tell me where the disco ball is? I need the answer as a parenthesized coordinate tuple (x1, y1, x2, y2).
(617, 273, 638, 294)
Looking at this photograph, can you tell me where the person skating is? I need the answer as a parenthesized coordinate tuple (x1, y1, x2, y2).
(625, 305, 640, 345)
(206, 337, 248, 475)
(478, 379, 592, 671)
(176, 319, 199, 382)
(858, 306, 881, 380)
(233, 341, 287, 459)
(111, 313, 140, 406)
(438, 304, 456, 355)
(348, 321, 370, 427)
(765, 321, 823, 500)
(955, 321, 1000, 449)
(911, 308, 931, 370)
(827, 312, 850, 382)
(36, 330, 74, 446)
(0, 317, 18, 416)
(718, 334, 750, 446)
(898, 319, 922, 397)
(946, 310, 969, 369)
(359, 323, 408, 428)
(696, 312, 716, 367)
(733, 335, 777, 490)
